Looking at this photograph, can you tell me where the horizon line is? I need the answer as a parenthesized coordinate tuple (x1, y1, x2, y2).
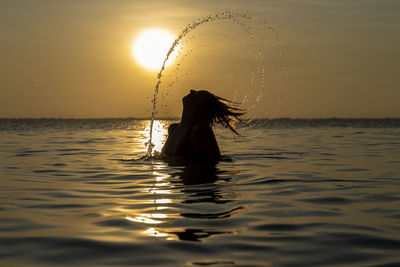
(1, 117, 399, 120)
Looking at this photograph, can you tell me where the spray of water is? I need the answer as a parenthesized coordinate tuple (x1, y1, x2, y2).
(145, 11, 283, 157)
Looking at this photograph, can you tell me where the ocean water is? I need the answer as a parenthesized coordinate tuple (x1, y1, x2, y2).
(1, 118, 400, 267)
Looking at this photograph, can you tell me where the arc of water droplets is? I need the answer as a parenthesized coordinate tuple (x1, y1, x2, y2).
(166, 34, 257, 108)
(146, 12, 283, 157)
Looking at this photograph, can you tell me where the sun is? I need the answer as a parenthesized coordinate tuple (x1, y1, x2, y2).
(132, 28, 178, 71)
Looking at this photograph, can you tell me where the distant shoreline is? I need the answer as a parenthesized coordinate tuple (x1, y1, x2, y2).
(1, 118, 399, 131)
(1, 117, 399, 120)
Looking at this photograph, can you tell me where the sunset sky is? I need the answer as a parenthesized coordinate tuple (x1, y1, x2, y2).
(1, 0, 399, 118)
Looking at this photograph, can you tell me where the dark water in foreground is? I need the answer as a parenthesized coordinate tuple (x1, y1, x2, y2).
(1, 119, 400, 267)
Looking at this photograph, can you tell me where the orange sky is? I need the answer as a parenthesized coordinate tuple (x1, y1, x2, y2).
(1, 0, 399, 118)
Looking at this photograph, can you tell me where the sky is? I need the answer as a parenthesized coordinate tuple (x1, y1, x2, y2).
(1, 0, 399, 118)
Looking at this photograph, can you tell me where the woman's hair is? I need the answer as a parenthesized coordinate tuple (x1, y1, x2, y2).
(202, 91, 247, 135)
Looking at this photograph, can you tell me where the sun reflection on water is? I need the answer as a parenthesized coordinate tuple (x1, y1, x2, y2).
(126, 160, 176, 239)
(126, 215, 163, 225)
(123, 161, 235, 241)
(144, 227, 169, 238)
(140, 120, 169, 154)
(155, 198, 172, 204)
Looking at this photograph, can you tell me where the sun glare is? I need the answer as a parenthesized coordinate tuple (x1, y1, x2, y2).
(132, 29, 178, 71)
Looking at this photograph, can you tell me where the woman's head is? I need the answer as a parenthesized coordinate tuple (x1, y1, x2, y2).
(183, 89, 246, 135)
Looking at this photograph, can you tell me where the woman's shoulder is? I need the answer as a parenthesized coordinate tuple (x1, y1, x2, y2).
(168, 123, 180, 134)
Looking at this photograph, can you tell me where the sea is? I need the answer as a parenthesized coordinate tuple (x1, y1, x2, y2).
(1, 118, 399, 267)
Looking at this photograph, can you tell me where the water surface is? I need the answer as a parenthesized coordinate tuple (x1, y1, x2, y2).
(1, 119, 400, 266)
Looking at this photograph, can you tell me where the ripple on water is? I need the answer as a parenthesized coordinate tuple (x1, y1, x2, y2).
(181, 206, 245, 219)
(1, 120, 400, 266)
(299, 196, 354, 205)
(0, 236, 175, 266)
(0, 218, 52, 233)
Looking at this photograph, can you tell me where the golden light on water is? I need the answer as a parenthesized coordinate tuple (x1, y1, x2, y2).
(132, 29, 179, 71)
(155, 198, 172, 204)
(126, 215, 163, 225)
(140, 120, 168, 154)
(126, 159, 175, 239)
(144, 228, 169, 238)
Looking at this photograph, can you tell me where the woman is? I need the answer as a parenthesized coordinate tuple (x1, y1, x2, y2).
(161, 89, 245, 164)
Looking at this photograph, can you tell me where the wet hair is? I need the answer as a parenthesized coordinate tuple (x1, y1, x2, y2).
(201, 91, 247, 135)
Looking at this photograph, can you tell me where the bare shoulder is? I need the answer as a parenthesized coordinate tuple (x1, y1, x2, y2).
(168, 123, 179, 134)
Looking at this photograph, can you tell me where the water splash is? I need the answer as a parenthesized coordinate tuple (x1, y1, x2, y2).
(146, 11, 283, 157)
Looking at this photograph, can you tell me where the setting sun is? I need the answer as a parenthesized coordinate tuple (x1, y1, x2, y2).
(132, 29, 178, 71)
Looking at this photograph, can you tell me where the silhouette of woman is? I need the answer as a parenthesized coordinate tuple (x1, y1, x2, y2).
(161, 90, 245, 164)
